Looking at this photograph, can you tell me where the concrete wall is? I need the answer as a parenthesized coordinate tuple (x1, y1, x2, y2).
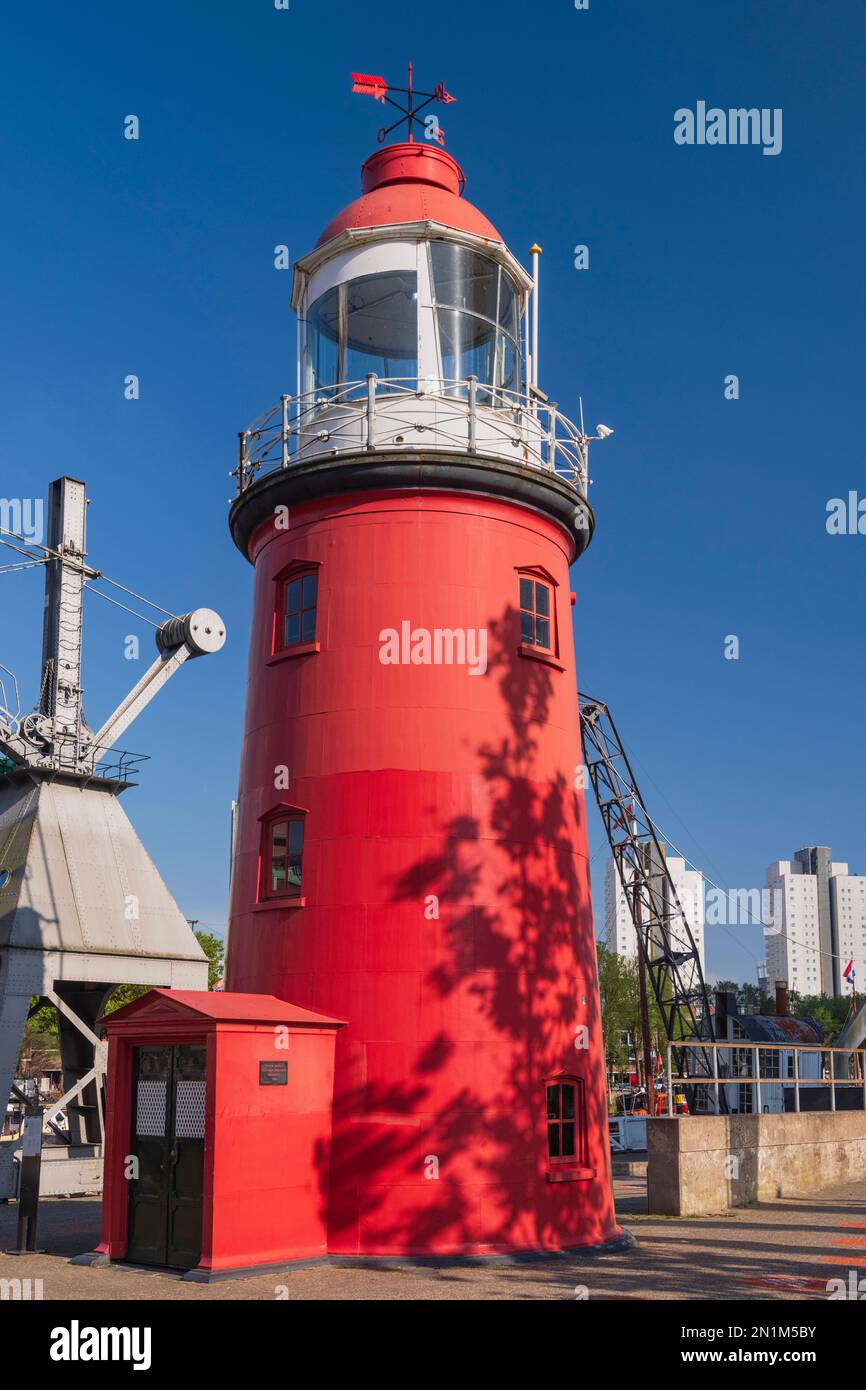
(647, 1112, 866, 1216)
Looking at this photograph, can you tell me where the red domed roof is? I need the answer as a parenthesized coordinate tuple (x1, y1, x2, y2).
(317, 143, 502, 247)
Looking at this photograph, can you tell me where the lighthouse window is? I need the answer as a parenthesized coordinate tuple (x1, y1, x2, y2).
(305, 272, 418, 392)
(262, 816, 304, 900)
(519, 576, 552, 652)
(546, 1080, 586, 1164)
(429, 243, 519, 397)
(280, 569, 318, 649)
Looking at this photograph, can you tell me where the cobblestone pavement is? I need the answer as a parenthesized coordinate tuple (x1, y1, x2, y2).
(1, 1177, 865, 1300)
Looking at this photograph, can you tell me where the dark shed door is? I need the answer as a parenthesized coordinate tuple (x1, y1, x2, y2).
(127, 1043, 206, 1269)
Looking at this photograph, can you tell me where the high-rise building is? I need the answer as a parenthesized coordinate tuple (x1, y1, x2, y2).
(604, 854, 706, 974)
(765, 847, 866, 998)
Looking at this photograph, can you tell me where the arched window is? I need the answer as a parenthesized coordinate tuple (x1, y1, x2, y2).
(280, 569, 318, 649)
(258, 807, 306, 903)
(517, 566, 559, 658)
(272, 561, 321, 659)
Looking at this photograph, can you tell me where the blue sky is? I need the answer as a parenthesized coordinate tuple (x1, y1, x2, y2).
(2, 1, 863, 982)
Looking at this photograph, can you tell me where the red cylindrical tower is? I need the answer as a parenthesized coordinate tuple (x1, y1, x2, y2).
(226, 137, 626, 1256)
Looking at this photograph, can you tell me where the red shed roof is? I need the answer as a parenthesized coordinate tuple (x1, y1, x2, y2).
(317, 142, 502, 247)
(99, 989, 346, 1029)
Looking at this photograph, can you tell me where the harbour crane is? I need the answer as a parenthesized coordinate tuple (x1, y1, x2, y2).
(579, 693, 723, 1111)
(0, 476, 226, 1196)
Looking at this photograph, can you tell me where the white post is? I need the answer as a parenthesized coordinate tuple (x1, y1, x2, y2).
(468, 375, 478, 454)
(281, 395, 290, 469)
(830, 1048, 836, 1112)
(547, 402, 557, 471)
(754, 1046, 762, 1113)
(794, 1047, 800, 1113)
(366, 373, 377, 452)
(296, 276, 303, 403)
(524, 289, 532, 396)
(530, 244, 541, 390)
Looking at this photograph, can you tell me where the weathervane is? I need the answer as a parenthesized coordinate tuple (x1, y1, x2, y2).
(351, 63, 456, 146)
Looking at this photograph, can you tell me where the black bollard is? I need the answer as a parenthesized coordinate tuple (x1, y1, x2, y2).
(5, 1105, 44, 1254)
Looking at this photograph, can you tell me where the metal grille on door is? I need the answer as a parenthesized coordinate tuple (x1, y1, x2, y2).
(174, 1079, 206, 1138)
(135, 1079, 167, 1136)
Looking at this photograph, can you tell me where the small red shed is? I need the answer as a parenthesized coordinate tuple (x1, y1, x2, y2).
(91, 989, 345, 1279)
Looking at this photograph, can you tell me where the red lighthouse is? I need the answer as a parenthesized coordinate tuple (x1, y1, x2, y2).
(226, 79, 625, 1258)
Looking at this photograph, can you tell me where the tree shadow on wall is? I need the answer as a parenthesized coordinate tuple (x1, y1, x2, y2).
(316, 604, 613, 1255)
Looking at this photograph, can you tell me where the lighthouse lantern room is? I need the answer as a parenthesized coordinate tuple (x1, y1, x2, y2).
(222, 72, 626, 1262)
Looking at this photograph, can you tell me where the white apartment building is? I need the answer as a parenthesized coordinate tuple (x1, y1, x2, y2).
(604, 854, 706, 974)
(765, 846, 866, 998)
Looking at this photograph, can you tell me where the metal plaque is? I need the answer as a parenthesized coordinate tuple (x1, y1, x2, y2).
(259, 1060, 288, 1086)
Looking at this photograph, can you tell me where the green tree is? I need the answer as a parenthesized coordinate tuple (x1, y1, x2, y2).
(596, 943, 666, 1076)
(737, 983, 765, 1014)
(194, 930, 226, 990)
(596, 944, 635, 1071)
(788, 989, 851, 1043)
(24, 1000, 58, 1044)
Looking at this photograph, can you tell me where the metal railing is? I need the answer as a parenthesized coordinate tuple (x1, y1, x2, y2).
(231, 375, 592, 497)
(89, 747, 149, 784)
(663, 1039, 866, 1116)
(0, 727, 149, 785)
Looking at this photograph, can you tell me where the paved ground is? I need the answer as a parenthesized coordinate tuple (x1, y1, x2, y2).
(2, 1175, 866, 1300)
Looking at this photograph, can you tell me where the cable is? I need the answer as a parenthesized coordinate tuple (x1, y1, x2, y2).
(96, 574, 175, 619)
(0, 534, 50, 565)
(644, 809, 860, 973)
(614, 732, 859, 969)
(0, 527, 176, 620)
(83, 583, 160, 629)
(0, 560, 45, 575)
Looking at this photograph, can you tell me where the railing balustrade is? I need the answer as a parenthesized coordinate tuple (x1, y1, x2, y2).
(661, 1039, 866, 1117)
(231, 375, 592, 497)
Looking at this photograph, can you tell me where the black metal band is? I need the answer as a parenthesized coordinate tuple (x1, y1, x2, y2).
(228, 451, 594, 562)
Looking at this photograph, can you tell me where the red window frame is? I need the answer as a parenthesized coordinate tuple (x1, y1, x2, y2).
(546, 1078, 587, 1165)
(259, 811, 305, 902)
(274, 565, 319, 654)
(518, 568, 558, 656)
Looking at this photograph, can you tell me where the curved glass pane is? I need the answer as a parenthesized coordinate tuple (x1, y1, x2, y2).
(436, 310, 518, 398)
(344, 271, 418, 382)
(431, 242, 499, 319)
(430, 243, 520, 397)
(495, 332, 518, 394)
(305, 272, 418, 392)
(430, 242, 519, 340)
(437, 308, 497, 390)
(305, 285, 340, 392)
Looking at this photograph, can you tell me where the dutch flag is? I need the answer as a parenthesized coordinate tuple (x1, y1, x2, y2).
(843, 959, 855, 982)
